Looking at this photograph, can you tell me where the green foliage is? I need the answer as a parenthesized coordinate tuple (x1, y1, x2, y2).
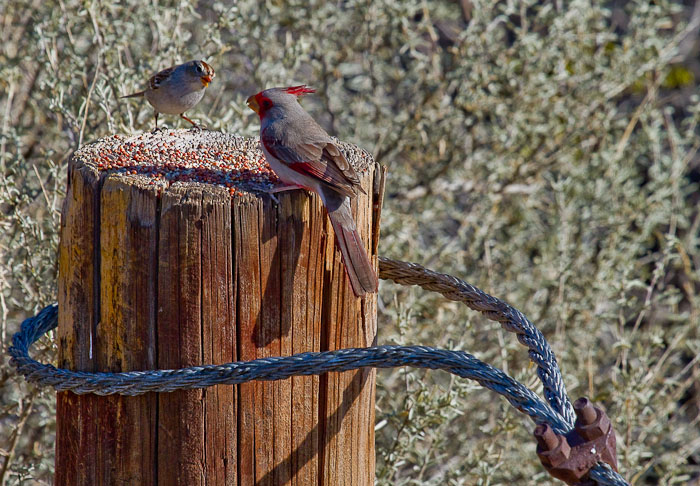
(1, 0, 699, 484)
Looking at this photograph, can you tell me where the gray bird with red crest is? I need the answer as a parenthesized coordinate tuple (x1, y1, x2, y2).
(246, 85, 378, 297)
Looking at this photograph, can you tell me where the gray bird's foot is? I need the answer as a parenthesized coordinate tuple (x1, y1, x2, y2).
(267, 183, 306, 194)
(263, 184, 307, 205)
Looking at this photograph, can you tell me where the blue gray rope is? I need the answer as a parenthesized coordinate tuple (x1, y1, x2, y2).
(379, 257, 576, 428)
(8, 257, 629, 486)
(9, 303, 569, 429)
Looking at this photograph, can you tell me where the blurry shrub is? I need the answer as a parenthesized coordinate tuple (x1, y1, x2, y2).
(1, 0, 698, 484)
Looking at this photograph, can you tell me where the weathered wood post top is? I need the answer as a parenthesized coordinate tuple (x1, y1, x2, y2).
(56, 129, 385, 486)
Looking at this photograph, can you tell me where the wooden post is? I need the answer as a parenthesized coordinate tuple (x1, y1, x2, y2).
(56, 130, 385, 486)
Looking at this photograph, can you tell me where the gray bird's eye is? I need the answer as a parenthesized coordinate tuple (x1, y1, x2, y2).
(196, 64, 203, 73)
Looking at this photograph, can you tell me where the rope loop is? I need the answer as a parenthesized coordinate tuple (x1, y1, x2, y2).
(8, 258, 629, 486)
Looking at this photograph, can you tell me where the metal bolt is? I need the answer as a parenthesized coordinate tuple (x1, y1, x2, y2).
(534, 423, 571, 467)
(574, 397, 597, 425)
(534, 423, 559, 450)
(574, 398, 610, 441)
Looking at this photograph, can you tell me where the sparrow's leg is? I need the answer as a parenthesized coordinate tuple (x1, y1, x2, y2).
(151, 112, 162, 133)
(181, 113, 203, 130)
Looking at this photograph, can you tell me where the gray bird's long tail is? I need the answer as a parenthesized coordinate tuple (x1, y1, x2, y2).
(321, 187, 378, 296)
(120, 90, 145, 99)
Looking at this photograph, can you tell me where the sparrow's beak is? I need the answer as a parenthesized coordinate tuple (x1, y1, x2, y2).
(201, 75, 213, 87)
(246, 95, 260, 114)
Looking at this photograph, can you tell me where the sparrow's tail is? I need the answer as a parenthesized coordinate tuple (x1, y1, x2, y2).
(120, 90, 146, 99)
(321, 187, 378, 296)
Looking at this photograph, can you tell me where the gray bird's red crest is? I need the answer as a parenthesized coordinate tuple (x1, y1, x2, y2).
(284, 85, 315, 96)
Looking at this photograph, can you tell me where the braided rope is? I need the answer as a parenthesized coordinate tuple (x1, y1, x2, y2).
(7, 258, 628, 486)
(589, 463, 628, 486)
(379, 257, 576, 427)
(9, 303, 570, 430)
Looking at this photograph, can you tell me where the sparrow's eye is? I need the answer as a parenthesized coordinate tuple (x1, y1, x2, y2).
(261, 99, 273, 110)
(196, 64, 203, 73)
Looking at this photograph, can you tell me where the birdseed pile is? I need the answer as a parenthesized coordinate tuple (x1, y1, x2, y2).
(73, 130, 373, 197)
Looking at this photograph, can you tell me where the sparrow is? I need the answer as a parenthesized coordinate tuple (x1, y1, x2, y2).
(247, 86, 379, 297)
(121, 60, 215, 131)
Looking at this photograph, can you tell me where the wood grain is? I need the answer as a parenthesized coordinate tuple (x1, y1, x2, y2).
(56, 160, 100, 486)
(281, 192, 320, 486)
(55, 132, 383, 486)
(97, 174, 159, 485)
(318, 164, 379, 486)
(157, 184, 205, 486)
(233, 194, 263, 486)
(201, 186, 237, 486)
